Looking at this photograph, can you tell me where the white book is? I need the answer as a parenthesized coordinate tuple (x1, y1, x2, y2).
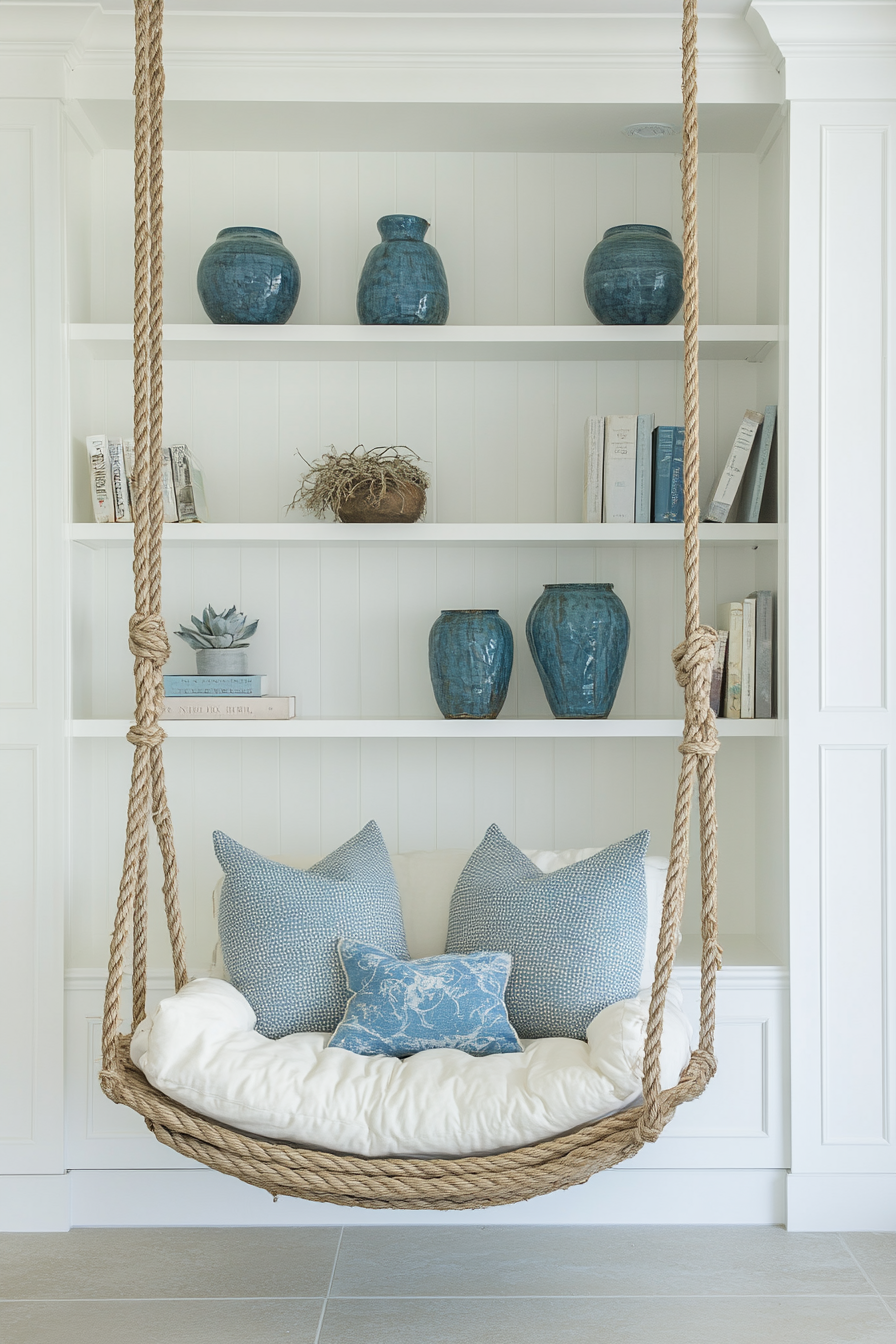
(107, 437, 131, 522)
(86, 434, 113, 523)
(634, 413, 655, 524)
(583, 417, 605, 523)
(741, 596, 757, 719)
(717, 601, 744, 719)
(160, 696, 296, 720)
(602, 414, 638, 523)
(161, 446, 179, 523)
(702, 410, 764, 523)
(169, 443, 200, 523)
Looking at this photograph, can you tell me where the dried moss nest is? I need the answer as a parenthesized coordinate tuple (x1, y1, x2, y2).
(290, 445, 431, 520)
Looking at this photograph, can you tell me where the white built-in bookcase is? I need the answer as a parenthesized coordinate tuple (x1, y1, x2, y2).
(64, 126, 787, 986)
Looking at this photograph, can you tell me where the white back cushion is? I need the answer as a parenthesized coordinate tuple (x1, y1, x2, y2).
(212, 846, 670, 989)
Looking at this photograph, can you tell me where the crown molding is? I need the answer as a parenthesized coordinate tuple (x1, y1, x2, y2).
(747, 1, 896, 99)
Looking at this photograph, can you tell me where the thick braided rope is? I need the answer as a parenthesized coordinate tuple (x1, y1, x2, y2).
(639, 0, 720, 1142)
(101, 0, 185, 1082)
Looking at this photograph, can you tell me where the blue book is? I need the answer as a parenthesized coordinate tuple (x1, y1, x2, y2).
(163, 674, 268, 697)
(634, 413, 655, 523)
(652, 425, 685, 522)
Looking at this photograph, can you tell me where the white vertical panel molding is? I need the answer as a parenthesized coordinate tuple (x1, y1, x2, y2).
(820, 746, 887, 1145)
(0, 102, 67, 1176)
(819, 126, 887, 711)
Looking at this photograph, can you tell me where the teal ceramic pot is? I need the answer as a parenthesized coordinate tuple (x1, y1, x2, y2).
(357, 215, 449, 326)
(584, 224, 684, 326)
(526, 583, 630, 719)
(197, 227, 300, 325)
(429, 610, 513, 719)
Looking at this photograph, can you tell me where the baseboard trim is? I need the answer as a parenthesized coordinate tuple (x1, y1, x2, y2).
(57, 1167, 787, 1227)
(0, 1175, 71, 1231)
(787, 1174, 896, 1231)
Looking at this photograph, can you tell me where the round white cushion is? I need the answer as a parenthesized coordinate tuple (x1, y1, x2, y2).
(131, 977, 691, 1159)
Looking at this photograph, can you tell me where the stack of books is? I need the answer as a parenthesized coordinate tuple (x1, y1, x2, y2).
(160, 674, 296, 721)
(711, 592, 775, 719)
(87, 435, 208, 524)
(584, 405, 777, 525)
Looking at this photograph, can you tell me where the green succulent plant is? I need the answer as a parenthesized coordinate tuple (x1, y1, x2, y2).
(174, 605, 259, 651)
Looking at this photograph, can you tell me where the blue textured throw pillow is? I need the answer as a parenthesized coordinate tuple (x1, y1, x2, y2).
(329, 939, 522, 1058)
(445, 825, 649, 1040)
(214, 822, 408, 1039)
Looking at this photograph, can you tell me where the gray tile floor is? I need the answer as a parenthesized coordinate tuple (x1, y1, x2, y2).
(2, 1226, 896, 1343)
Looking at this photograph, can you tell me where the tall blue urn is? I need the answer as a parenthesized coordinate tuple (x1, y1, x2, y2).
(197, 226, 300, 325)
(583, 224, 684, 326)
(526, 583, 630, 719)
(429, 610, 513, 720)
(357, 216, 449, 326)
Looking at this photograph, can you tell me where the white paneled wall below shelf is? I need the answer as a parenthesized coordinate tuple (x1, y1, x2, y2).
(84, 151, 770, 328)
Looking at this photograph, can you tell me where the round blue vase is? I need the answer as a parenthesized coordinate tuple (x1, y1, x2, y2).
(428, 610, 513, 720)
(197, 226, 300, 325)
(583, 224, 684, 326)
(526, 583, 630, 719)
(357, 215, 449, 326)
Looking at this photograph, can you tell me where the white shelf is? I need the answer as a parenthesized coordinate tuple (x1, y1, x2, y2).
(71, 718, 783, 740)
(69, 522, 780, 549)
(69, 323, 779, 364)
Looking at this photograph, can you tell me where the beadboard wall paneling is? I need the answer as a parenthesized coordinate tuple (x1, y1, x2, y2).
(89, 151, 760, 328)
(71, 540, 772, 721)
(69, 735, 773, 974)
(75, 357, 766, 525)
(0, 747, 37, 1143)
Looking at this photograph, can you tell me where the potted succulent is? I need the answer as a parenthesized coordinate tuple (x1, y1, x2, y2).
(290, 444, 430, 523)
(175, 605, 259, 675)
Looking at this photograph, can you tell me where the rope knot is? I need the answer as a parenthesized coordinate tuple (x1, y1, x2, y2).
(129, 613, 171, 666)
(672, 624, 721, 759)
(680, 1048, 717, 1091)
(671, 625, 718, 692)
(126, 722, 167, 749)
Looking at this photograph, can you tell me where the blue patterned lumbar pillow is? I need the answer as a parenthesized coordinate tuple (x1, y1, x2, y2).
(328, 939, 522, 1058)
(214, 822, 408, 1039)
(445, 825, 648, 1040)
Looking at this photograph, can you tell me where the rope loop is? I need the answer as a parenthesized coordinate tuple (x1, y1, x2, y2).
(129, 612, 171, 665)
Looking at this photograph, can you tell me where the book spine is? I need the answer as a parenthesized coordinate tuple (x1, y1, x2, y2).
(86, 435, 113, 523)
(160, 696, 295, 720)
(161, 446, 179, 523)
(584, 417, 605, 523)
(651, 426, 675, 522)
(710, 631, 729, 718)
(634, 413, 654, 523)
(668, 427, 686, 523)
(741, 596, 757, 719)
(750, 590, 775, 718)
(170, 443, 199, 522)
(163, 675, 268, 696)
(702, 411, 764, 523)
(602, 414, 638, 523)
(122, 438, 136, 513)
(718, 602, 744, 718)
(739, 405, 778, 523)
(107, 438, 132, 522)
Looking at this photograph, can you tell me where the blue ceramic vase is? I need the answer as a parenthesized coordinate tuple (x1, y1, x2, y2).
(526, 583, 630, 719)
(357, 216, 449, 326)
(429, 610, 513, 720)
(197, 227, 300, 325)
(583, 224, 684, 326)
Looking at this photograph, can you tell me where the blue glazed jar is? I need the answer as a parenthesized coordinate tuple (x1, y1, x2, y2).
(357, 215, 449, 326)
(196, 227, 300, 325)
(583, 224, 684, 326)
(429, 610, 513, 720)
(526, 583, 630, 719)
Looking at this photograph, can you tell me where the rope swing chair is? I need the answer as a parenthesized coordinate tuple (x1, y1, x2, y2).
(99, 0, 721, 1211)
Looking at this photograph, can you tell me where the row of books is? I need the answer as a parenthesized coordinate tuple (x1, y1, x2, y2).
(160, 674, 296, 719)
(711, 591, 775, 719)
(584, 405, 777, 525)
(87, 435, 208, 524)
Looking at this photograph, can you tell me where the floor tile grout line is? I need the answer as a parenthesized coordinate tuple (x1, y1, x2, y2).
(312, 1225, 345, 1344)
(837, 1234, 896, 1325)
(6, 1292, 885, 1304)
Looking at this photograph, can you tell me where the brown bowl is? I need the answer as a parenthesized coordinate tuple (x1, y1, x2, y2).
(336, 483, 426, 524)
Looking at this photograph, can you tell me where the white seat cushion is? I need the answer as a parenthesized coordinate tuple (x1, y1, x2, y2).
(131, 976, 692, 1158)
